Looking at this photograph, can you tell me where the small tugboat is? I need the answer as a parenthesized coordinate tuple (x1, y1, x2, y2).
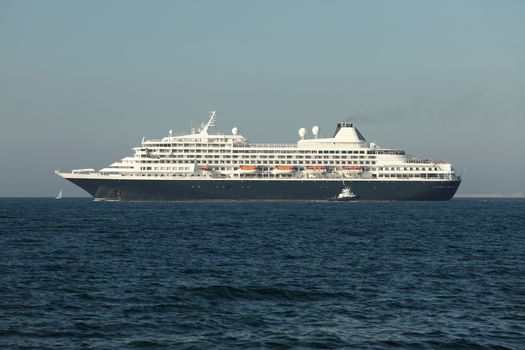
(329, 186, 359, 201)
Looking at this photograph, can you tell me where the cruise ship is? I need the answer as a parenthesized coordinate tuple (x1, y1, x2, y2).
(56, 111, 461, 201)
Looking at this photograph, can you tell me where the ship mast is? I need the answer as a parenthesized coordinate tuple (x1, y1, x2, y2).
(199, 111, 216, 135)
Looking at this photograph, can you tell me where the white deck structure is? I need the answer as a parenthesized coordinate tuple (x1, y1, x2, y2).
(57, 111, 460, 183)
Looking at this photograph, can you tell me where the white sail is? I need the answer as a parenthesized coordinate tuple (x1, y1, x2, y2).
(56, 189, 63, 200)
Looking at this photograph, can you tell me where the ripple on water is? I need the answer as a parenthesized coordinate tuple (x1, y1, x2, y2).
(0, 198, 524, 349)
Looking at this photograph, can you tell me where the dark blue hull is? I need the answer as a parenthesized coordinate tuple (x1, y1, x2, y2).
(66, 178, 461, 201)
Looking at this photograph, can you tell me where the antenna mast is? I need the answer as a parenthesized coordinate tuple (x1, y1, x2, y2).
(200, 111, 216, 134)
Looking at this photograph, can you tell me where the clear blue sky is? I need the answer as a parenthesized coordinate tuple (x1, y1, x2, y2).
(1, 0, 524, 196)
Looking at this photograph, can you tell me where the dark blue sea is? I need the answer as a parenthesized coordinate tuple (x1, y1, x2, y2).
(1, 198, 524, 349)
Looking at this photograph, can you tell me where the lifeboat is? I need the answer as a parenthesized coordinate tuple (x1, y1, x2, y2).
(337, 165, 362, 176)
(340, 165, 362, 172)
(271, 166, 295, 174)
(305, 165, 327, 173)
(238, 165, 259, 174)
(199, 165, 213, 172)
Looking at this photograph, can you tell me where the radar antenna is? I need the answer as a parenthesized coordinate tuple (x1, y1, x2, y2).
(200, 111, 216, 134)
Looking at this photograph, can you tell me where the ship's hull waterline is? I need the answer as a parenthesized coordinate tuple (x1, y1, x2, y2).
(65, 177, 461, 201)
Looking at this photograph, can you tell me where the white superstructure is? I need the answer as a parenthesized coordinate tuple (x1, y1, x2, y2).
(66, 111, 459, 183)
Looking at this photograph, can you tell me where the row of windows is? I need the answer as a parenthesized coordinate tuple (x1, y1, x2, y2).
(378, 173, 447, 178)
(138, 153, 377, 161)
(375, 167, 440, 172)
(145, 149, 379, 156)
(368, 150, 405, 155)
(146, 139, 233, 147)
(132, 164, 444, 173)
(140, 166, 191, 171)
(105, 172, 452, 180)
(133, 160, 377, 166)
(140, 147, 400, 155)
(123, 159, 440, 172)
(139, 155, 375, 161)
(144, 141, 409, 157)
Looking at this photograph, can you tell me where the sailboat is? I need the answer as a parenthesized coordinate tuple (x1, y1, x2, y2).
(56, 189, 63, 200)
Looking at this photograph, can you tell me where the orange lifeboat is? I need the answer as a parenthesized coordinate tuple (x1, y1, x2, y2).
(341, 165, 362, 171)
(271, 165, 295, 174)
(199, 165, 213, 172)
(305, 165, 327, 173)
(338, 165, 362, 174)
(238, 165, 259, 174)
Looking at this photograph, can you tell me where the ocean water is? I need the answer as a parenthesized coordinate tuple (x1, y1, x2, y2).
(0, 198, 524, 349)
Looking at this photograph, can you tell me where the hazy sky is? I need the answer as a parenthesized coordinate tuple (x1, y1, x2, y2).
(1, 0, 524, 196)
